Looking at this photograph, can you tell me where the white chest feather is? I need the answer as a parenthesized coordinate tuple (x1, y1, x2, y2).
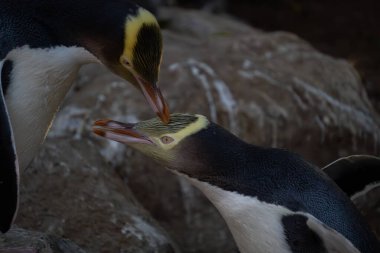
(3, 46, 97, 170)
(187, 178, 361, 253)
(189, 178, 293, 253)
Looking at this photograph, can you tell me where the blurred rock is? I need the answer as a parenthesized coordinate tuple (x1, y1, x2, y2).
(134, 0, 226, 13)
(0, 227, 85, 253)
(352, 185, 380, 238)
(11, 7, 380, 253)
(12, 138, 177, 253)
(174, 0, 226, 12)
(133, 0, 171, 15)
(161, 7, 380, 163)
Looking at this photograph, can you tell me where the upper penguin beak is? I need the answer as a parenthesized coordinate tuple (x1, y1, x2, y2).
(136, 77, 170, 124)
(92, 119, 154, 145)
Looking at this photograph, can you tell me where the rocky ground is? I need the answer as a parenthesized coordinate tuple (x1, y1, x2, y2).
(1, 6, 379, 253)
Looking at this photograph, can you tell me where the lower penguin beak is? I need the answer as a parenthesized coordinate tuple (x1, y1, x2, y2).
(92, 119, 154, 145)
(137, 77, 170, 124)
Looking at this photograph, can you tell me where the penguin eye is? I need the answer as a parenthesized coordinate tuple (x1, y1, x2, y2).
(124, 59, 131, 66)
(121, 57, 132, 67)
(160, 136, 174, 144)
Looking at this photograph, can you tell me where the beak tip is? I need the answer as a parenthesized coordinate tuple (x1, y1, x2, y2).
(157, 110, 170, 124)
(93, 128, 106, 137)
(93, 119, 111, 127)
(159, 99, 171, 124)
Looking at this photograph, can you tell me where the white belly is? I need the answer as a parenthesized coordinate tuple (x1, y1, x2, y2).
(189, 178, 293, 253)
(181, 172, 361, 253)
(4, 46, 97, 170)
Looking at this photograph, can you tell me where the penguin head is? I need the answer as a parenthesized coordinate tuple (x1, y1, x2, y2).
(92, 113, 222, 174)
(87, 7, 168, 123)
(33, 2, 168, 122)
(119, 8, 168, 123)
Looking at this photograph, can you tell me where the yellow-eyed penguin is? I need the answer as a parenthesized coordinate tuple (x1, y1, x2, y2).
(93, 113, 380, 253)
(0, 0, 169, 233)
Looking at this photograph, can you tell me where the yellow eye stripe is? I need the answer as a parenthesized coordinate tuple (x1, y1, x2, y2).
(122, 8, 159, 63)
(156, 115, 209, 150)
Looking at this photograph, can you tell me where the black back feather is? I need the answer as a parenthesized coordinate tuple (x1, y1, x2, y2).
(0, 78, 18, 233)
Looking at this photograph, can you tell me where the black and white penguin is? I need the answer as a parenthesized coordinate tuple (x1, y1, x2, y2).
(93, 113, 380, 253)
(0, 0, 169, 233)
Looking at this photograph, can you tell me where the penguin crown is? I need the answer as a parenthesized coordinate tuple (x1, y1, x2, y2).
(136, 113, 200, 135)
(121, 8, 162, 83)
(136, 113, 208, 149)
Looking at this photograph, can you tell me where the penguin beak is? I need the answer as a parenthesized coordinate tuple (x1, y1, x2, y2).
(136, 76, 170, 124)
(92, 119, 154, 145)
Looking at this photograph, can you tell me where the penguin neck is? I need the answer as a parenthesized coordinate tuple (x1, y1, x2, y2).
(174, 123, 268, 191)
(4, 45, 97, 170)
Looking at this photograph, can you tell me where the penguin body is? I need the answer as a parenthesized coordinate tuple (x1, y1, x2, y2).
(323, 155, 380, 198)
(1, 0, 168, 232)
(4, 45, 96, 169)
(93, 113, 380, 253)
(190, 178, 360, 253)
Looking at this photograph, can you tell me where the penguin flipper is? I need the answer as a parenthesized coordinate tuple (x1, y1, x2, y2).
(0, 78, 19, 233)
(322, 155, 380, 197)
(305, 214, 361, 253)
